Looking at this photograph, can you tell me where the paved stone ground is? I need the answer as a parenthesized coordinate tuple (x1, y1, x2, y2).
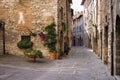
(0, 47, 115, 80)
(116, 76, 120, 80)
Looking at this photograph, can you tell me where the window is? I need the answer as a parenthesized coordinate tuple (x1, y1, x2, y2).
(21, 35, 30, 41)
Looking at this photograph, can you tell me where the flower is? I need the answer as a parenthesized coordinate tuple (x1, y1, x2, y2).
(38, 32, 45, 41)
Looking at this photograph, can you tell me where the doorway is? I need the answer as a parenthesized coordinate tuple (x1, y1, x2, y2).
(0, 21, 5, 55)
(116, 15, 120, 75)
(104, 26, 108, 64)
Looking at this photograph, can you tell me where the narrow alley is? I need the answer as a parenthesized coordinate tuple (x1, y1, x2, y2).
(0, 0, 120, 80)
(0, 47, 115, 80)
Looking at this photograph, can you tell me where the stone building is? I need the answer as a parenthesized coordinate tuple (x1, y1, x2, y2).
(0, 0, 72, 58)
(72, 12, 88, 47)
(81, 0, 120, 77)
(81, 0, 98, 50)
(57, 0, 73, 54)
(111, 0, 120, 76)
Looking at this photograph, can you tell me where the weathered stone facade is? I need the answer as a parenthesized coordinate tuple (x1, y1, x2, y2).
(0, 21, 5, 55)
(72, 12, 89, 47)
(112, 0, 120, 75)
(0, 0, 72, 58)
(57, 0, 72, 54)
(81, 0, 120, 76)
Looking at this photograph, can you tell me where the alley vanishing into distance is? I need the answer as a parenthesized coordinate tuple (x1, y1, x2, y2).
(0, 47, 115, 80)
(0, 0, 120, 80)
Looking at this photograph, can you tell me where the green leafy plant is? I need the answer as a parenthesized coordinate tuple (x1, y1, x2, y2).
(17, 40, 33, 49)
(24, 49, 43, 58)
(44, 22, 57, 53)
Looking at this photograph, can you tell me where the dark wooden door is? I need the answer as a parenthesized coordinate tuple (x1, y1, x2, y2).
(116, 15, 120, 75)
(0, 21, 5, 55)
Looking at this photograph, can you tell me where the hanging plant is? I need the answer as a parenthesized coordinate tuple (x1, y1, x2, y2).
(17, 40, 33, 49)
(38, 32, 45, 41)
(43, 22, 57, 60)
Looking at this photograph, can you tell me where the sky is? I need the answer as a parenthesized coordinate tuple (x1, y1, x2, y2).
(71, 0, 83, 14)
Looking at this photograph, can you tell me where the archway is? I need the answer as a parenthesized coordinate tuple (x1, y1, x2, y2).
(0, 21, 5, 55)
(116, 15, 120, 75)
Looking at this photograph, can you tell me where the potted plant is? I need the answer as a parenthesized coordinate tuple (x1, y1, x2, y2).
(24, 49, 43, 61)
(44, 22, 57, 60)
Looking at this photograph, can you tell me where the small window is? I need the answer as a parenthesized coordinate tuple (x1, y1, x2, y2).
(0, 23, 3, 29)
(21, 35, 30, 41)
(0, 21, 4, 30)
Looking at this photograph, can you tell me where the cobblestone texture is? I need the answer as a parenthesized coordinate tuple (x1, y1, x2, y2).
(0, 47, 115, 80)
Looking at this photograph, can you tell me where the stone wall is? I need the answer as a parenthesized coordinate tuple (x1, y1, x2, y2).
(57, 0, 67, 51)
(0, 29, 3, 55)
(0, 0, 57, 57)
(67, 0, 73, 48)
(114, 0, 120, 75)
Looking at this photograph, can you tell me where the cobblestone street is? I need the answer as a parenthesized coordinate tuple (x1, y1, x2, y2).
(0, 47, 115, 80)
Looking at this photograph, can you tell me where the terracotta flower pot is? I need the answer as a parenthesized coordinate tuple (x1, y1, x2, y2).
(49, 53, 56, 60)
(27, 55, 36, 58)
